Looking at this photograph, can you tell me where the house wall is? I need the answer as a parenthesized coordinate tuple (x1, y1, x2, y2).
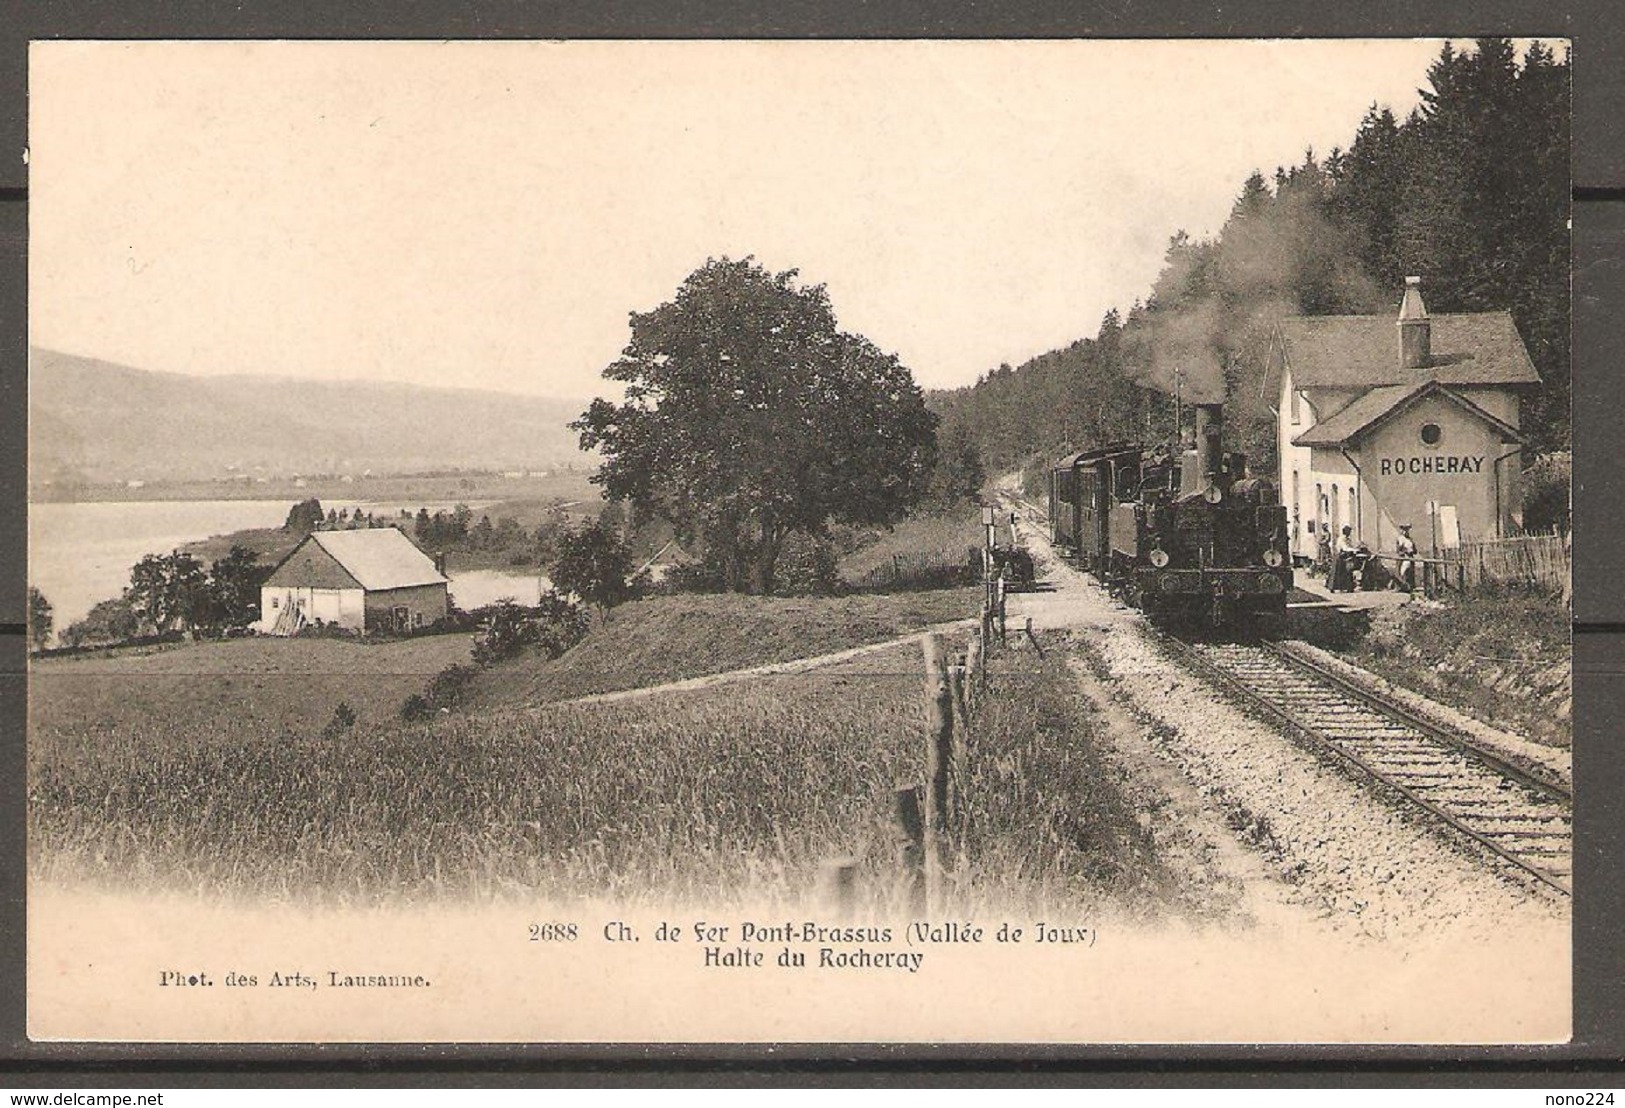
(363, 583, 449, 632)
(1277, 349, 1527, 560)
(1277, 367, 1317, 561)
(259, 585, 365, 633)
(1463, 388, 1519, 428)
(1353, 393, 1519, 553)
(1301, 450, 1360, 547)
(1277, 372, 1382, 561)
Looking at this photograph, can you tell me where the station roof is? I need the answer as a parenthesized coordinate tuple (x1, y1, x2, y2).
(1277, 311, 1540, 389)
(1292, 380, 1523, 449)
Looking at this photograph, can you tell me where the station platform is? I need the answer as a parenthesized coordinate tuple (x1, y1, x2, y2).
(1289, 566, 1415, 613)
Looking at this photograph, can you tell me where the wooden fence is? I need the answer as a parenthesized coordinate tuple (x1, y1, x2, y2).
(1402, 531, 1570, 599)
(847, 548, 981, 592)
(821, 613, 1003, 921)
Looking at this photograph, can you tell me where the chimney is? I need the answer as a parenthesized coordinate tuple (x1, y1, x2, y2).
(433, 551, 447, 576)
(1194, 403, 1224, 485)
(1398, 275, 1430, 370)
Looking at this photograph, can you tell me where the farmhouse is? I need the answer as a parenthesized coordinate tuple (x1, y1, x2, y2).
(258, 527, 449, 635)
(1274, 277, 1540, 561)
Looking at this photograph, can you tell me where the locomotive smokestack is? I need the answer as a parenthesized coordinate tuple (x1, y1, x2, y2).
(1194, 403, 1223, 485)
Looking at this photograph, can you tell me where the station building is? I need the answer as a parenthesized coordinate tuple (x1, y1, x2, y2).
(1274, 278, 1540, 561)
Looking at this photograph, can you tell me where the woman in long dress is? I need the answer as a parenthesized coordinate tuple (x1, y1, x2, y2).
(1329, 525, 1358, 592)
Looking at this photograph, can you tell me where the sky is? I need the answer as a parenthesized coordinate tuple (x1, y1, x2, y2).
(29, 39, 1504, 399)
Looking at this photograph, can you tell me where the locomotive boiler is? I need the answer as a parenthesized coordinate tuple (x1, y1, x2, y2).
(1049, 403, 1291, 626)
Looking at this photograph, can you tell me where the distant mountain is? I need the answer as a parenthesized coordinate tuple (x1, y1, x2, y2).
(29, 348, 592, 485)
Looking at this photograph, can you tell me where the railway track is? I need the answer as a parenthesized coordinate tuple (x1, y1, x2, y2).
(1163, 635, 1572, 897)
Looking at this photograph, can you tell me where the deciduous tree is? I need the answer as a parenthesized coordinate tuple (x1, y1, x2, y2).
(284, 498, 324, 534)
(549, 521, 639, 620)
(62, 596, 140, 649)
(26, 587, 52, 651)
(128, 551, 208, 635)
(574, 257, 937, 593)
(201, 545, 266, 632)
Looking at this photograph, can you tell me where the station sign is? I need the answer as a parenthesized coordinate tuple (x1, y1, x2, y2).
(1378, 455, 1485, 476)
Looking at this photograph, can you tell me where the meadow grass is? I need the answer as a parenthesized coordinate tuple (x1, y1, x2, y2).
(29, 634, 1171, 919)
(31, 644, 928, 907)
(30, 634, 474, 736)
(837, 511, 986, 588)
(1344, 583, 1572, 747)
(950, 644, 1186, 920)
(462, 588, 978, 709)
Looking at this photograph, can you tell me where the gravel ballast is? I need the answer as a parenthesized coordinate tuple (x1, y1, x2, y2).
(1081, 619, 1566, 942)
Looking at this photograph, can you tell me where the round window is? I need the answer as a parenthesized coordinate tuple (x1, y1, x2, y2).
(1419, 422, 1443, 447)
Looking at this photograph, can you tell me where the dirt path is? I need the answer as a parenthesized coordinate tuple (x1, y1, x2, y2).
(558, 616, 976, 705)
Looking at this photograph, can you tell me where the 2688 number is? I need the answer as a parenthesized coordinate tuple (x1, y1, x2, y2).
(529, 922, 579, 941)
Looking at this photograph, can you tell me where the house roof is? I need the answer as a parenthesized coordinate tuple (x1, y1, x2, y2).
(1277, 311, 1540, 388)
(263, 537, 363, 590)
(1292, 380, 1523, 449)
(264, 527, 448, 591)
(1292, 384, 1424, 448)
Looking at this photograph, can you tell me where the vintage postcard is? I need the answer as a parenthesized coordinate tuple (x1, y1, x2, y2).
(25, 38, 1572, 1044)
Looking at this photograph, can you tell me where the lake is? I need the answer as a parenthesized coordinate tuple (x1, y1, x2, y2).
(29, 499, 545, 635)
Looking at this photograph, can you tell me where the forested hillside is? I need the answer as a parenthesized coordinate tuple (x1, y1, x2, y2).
(931, 39, 1569, 478)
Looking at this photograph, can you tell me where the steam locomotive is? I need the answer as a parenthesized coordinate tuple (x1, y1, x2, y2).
(1049, 403, 1291, 626)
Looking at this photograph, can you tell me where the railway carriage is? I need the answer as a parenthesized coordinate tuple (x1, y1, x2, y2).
(1050, 403, 1291, 627)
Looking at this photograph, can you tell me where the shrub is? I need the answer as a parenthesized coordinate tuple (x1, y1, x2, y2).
(469, 594, 589, 667)
(61, 595, 142, 649)
(773, 533, 839, 595)
(1522, 451, 1570, 534)
(550, 522, 640, 618)
(424, 663, 479, 711)
(320, 701, 357, 739)
(296, 620, 360, 640)
(660, 559, 728, 594)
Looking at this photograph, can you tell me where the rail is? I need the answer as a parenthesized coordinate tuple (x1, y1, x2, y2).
(1160, 633, 1571, 897)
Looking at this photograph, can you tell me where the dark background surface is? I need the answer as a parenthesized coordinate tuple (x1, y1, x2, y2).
(0, 0, 1620, 1085)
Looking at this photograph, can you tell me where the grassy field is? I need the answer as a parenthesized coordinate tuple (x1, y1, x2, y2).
(837, 511, 985, 589)
(951, 644, 1194, 918)
(1344, 584, 1571, 747)
(30, 635, 1169, 917)
(181, 526, 304, 569)
(461, 588, 979, 709)
(30, 642, 925, 905)
(33, 502, 1118, 909)
(30, 635, 474, 738)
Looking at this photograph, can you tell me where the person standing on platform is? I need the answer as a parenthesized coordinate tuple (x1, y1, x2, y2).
(1331, 525, 1359, 592)
(1395, 523, 1418, 592)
